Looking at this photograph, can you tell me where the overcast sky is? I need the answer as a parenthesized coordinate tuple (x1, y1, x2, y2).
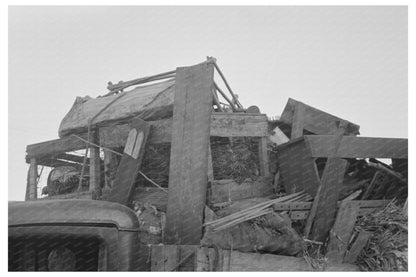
(8, 6, 407, 200)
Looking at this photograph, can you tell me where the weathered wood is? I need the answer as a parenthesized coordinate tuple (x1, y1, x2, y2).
(196, 248, 359, 271)
(326, 201, 360, 263)
(290, 101, 305, 139)
(362, 171, 386, 200)
(58, 79, 175, 137)
(210, 113, 268, 137)
(52, 153, 90, 164)
(132, 186, 168, 211)
(276, 139, 321, 195)
(280, 98, 360, 136)
(89, 131, 101, 198)
(208, 177, 273, 204)
(26, 135, 88, 159)
(151, 245, 197, 271)
(207, 144, 214, 182)
(305, 135, 408, 159)
(25, 158, 38, 200)
(107, 117, 150, 206)
(269, 126, 289, 145)
(165, 61, 214, 245)
(36, 158, 88, 170)
(258, 137, 270, 176)
(344, 230, 371, 263)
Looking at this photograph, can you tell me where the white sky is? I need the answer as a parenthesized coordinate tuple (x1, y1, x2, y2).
(8, 6, 407, 200)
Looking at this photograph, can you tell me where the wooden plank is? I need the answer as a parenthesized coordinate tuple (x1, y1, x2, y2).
(36, 158, 88, 170)
(280, 98, 360, 136)
(26, 135, 88, 159)
(165, 61, 214, 245)
(107, 117, 150, 206)
(310, 158, 348, 241)
(305, 135, 408, 159)
(290, 101, 305, 139)
(208, 177, 274, 204)
(344, 230, 371, 263)
(98, 113, 268, 148)
(207, 144, 214, 182)
(52, 153, 90, 164)
(326, 201, 360, 263)
(276, 139, 321, 196)
(269, 126, 289, 145)
(25, 158, 38, 200)
(89, 131, 101, 198)
(258, 137, 270, 176)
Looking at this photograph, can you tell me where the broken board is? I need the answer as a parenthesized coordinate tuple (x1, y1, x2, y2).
(164, 61, 214, 244)
(107, 117, 150, 206)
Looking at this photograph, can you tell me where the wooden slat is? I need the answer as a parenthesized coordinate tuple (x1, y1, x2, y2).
(52, 153, 89, 164)
(89, 131, 101, 198)
(280, 98, 360, 136)
(25, 158, 38, 200)
(310, 158, 348, 241)
(344, 230, 371, 263)
(165, 61, 214, 245)
(305, 135, 408, 159)
(107, 117, 150, 206)
(326, 201, 360, 263)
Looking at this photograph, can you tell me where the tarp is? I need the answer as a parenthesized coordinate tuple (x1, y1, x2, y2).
(58, 79, 175, 137)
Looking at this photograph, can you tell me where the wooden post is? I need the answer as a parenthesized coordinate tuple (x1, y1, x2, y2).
(165, 61, 214, 245)
(208, 144, 214, 182)
(326, 201, 360, 263)
(258, 137, 270, 176)
(25, 158, 38, 200)
(89, 130, 101, 199)
(291, 102, 305, 139)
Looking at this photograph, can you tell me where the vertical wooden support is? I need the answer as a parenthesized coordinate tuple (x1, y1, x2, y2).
(291, 102, 305, 139)
(258, 137, 270, 176)
(326, 201, 360, 263)
(165, 61, 214, 245)
(207, 143, 214, 182)
(305, 122, 348, 240)
(89, 130, 101, 199)
(344, 229, 371, 263)
(26, 158, 38, 200)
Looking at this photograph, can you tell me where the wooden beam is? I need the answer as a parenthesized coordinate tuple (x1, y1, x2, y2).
(326, 201, 360, 263)
(25, 158, 38, 200)
(258, 137, 270, 176)
(53, 153, 90, 164)
(290, 101, 305, 139)
(305, 135, 408, 159)
(26, 134, 88, 159)
(36, 158, 88, 170)
(344, 230, 371, 263)
(165, 61, 214, 245)
(280, 98, 360, 136)
(89, 131, 101, 199)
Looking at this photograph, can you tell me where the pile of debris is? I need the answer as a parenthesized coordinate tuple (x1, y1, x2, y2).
(25, 59, 407, 271)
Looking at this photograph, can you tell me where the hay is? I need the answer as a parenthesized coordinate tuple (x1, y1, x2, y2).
(354, 201, 408, 271)
(211, 137, 260, 183)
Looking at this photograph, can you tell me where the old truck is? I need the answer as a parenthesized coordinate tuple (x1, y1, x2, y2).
(9, 59, 408, 271)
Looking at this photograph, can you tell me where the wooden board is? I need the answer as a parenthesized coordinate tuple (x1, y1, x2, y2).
(276, 139, 321, 196)
(88, 131, 101, 198)
(151, 245, 197, 271)
(26, 135, 88, 159)
(196, 248, 359, 271)
(258, 137, 270, 176)
(164, 61, 214, 245)
(25, 158, 38, 200)
(290, 101, 305, 139)
(107, 117, 150, 206)
(305, 135, 408, 159)
(280, 98, 360, 136)
(344, 230, 371, 263)
(58, 79, 175, 137)
(326, 201, 360, 263)
(310, 158, 348, 242)
(208, 177, 274, 204)
(98, 113, 269, 148)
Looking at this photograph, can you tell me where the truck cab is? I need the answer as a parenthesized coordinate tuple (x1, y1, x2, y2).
(8, 200, 142, 271)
